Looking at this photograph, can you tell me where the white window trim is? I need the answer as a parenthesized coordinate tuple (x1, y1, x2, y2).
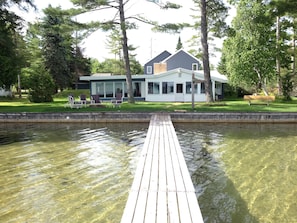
(192, 63, 199, 71)
(146, 66, 152, 74)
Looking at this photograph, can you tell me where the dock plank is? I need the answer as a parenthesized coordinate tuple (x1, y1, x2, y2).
(121, 114, 204, 223)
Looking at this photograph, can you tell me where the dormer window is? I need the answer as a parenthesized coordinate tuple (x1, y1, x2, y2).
(192, 63, 199, 71)
(147, 66, 152, 74)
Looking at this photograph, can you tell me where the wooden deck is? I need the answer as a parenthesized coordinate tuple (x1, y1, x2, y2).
(121, 114, 204, 223)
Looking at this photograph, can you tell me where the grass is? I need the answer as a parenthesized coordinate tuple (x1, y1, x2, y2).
(1, 91, 297, 113)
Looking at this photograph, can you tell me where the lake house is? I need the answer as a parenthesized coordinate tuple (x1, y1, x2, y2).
(80, 50, 228, 102)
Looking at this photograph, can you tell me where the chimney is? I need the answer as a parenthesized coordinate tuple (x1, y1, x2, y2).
(153, 63, 167, 74)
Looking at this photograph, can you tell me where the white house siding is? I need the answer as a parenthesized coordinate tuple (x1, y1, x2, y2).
(145, 70, 208, 102)
(80, 68, 228, 102)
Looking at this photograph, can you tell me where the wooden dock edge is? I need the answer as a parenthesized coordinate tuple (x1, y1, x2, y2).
(121, 114, 204, 223)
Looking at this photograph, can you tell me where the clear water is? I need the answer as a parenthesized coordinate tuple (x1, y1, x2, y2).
(1, 122, 297, 223)
(0, 123, 147, 223)
(175, 123, 297, 223)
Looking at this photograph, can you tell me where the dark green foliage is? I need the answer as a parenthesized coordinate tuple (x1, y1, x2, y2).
(90, 58, 143, 75)
(269, 0, 297, 16)
(0, 31, 19, 89)
(28, 69, 55, 103)
(220, 0, 275, 94)
(162, 2, 182, 10)
(281, 73, 293, 101)
(0, 0, 34, 90)
(130, 58, 143, 74)
(176, 36, 183, 50)
(38, 6, 91, 91)
(205, 0, 230, 38)
(223, 0, 297, 96)
(153, 23, 190, 33)
(41, 6, 72, 90)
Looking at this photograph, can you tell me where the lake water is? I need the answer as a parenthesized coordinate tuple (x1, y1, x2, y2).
(0, 122, 297, 223)
(175, 123, 297, 223)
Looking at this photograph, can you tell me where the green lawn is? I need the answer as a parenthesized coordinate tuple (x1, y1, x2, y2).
(1, 95, 297, 113)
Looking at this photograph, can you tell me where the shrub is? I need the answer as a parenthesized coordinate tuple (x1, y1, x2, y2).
(28, 71, 55, 103)
(281, 73, 293, 101)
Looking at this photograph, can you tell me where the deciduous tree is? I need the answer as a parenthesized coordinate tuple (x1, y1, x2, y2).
(220, 0, 275, 95)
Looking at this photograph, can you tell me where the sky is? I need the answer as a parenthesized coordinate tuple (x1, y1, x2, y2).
(16, 0, 234, 66)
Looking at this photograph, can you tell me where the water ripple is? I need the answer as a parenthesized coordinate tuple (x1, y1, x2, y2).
(175, 123, 297, 223)
(0, 123, 147, 223)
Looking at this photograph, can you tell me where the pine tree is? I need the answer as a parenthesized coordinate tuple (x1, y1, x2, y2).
(176, 36, 183, 50)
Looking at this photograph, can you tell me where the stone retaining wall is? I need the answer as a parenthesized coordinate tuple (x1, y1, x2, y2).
(1, 112, 297, 123)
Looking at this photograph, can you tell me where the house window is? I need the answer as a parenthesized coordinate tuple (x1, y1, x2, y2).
(186, 82, 197, 94)
(148, 82, 160, 94)
(93, 82, 104, 97)
(123, 82, 128, 97)
(192, 63, 199, 71)
(162, 82, 174, 94)
(147, 66, 152, 74)
(115, 82, 123, 94)
(105, 82, 113, 97)
(200, 82, 205, 94)
(133, 82, 142, 97)
(176, 83, 183, 93)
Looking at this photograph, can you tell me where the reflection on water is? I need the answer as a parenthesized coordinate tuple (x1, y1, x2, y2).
(175, 123, 297, 223)
(1, 123, 297, 223)
(0, 123, 147, 223)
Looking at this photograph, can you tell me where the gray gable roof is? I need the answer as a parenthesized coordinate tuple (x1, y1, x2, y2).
(143, 50, 172, 74)
(162, 49, 201, 71)
(144, 50, 171, 66)
(162, 49, 199, 63)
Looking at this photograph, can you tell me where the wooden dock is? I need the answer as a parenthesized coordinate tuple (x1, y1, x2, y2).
(121, 114, 204, 223)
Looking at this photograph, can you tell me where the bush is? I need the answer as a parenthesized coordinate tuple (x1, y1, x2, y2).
(223, 84, 251, 98)
(281, 73, 293, 101)
(28, 71, 55, 103)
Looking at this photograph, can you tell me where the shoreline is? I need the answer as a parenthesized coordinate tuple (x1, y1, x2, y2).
(1, 112, 297, 123)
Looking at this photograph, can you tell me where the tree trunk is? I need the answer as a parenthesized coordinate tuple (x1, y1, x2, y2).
(276, 16, 282, 95)
(254, 67, 268, 95)
(119, 0, 135, 103)
(200, 0, 213, 103)
(292, 18, 296, 75)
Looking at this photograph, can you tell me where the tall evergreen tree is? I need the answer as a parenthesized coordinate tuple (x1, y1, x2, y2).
(176, 36, 183, 50)
(71, 0, 183, 103)
(0, 0, 35, 90)
(41, 6, 72, 91)
(192, 0, 229, 102)
(106, 28, 142, 75)
(40, 6, 91, 91)
(268, 0, 297, 94)
(106, 29, 123, 61)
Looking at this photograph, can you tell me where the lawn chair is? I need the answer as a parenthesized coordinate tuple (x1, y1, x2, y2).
(79, 94, 88, 107)
(111, 93, 123, 108)
(91, 94, 101, 105)
(64, 95, 83, 109)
